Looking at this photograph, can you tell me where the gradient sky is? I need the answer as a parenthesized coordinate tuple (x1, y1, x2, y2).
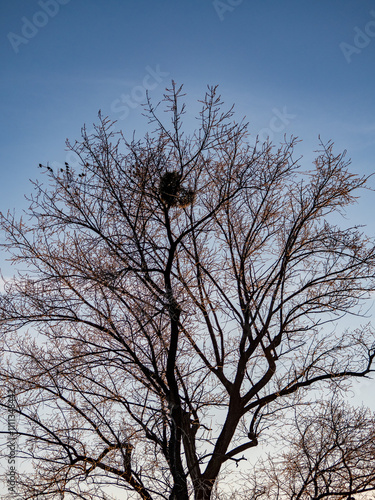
(1, 0, 374, 209)
(1, 0, 375, 404)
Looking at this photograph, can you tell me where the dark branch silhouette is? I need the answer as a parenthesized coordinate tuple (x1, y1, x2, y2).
(1, 83, 375, 500)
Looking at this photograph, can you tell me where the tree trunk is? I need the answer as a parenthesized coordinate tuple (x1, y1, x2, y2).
(194, 478, 215, 500)
(168, 406, 190, 500)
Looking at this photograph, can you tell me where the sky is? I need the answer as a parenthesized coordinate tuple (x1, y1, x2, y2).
(0, 1, 375, 495)
(1, 0, 374, 216)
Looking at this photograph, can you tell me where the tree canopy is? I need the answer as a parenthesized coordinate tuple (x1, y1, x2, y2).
(246, 398, 375, 499)
(1, 84, 375, 500)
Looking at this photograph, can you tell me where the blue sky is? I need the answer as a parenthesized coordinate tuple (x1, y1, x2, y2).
(1, 0, 374, 217)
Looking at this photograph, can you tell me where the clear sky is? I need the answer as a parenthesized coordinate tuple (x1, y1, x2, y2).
(1, 0, 374, 211)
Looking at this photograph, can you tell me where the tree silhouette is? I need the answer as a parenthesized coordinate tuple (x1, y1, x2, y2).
(245, 398, 375, 499)
(1, 84, 375, 500)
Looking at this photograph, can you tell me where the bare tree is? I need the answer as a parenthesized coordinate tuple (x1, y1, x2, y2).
(245, 398, 375, 499)
(1, 83, 375, 500)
